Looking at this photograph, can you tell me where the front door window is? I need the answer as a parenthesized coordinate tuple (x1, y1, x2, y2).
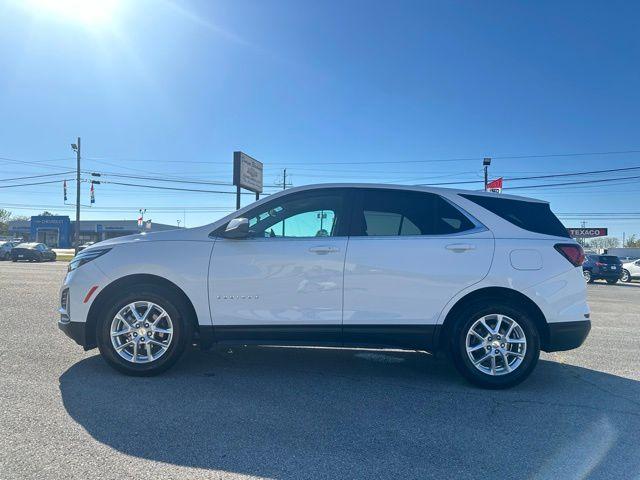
(244, 191, 346, 238)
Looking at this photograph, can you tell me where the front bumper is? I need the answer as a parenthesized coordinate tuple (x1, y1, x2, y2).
(544, 320, 591, 352)
(58, 319, 89, 349)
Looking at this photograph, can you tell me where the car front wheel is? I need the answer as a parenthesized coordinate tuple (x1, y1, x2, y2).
(621, 270, 631, 283)
(450, 302, 540, 389)
(97, 285, 192, 376)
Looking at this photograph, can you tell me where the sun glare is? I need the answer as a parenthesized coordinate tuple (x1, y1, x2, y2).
(28, 0, 121, 26)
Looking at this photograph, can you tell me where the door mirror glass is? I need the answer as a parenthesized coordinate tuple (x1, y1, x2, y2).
(223, 218, 249, 239)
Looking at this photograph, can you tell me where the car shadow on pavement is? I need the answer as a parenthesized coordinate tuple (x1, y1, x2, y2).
(59, 347, 640, 479)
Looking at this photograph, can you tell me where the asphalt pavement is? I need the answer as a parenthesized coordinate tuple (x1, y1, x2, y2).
(0, 261, 638, 479)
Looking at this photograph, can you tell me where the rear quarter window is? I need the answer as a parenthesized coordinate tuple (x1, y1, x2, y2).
(460, 194, 570, 238)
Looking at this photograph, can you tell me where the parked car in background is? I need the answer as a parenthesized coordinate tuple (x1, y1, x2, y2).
(58, 184, 590, 389)
(621, 259, 640, 283)
(11, 243, 57, 262)
(0, 241, 20, 260)
(582, 254, 622, 284)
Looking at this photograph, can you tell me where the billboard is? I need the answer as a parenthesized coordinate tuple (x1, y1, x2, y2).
(567, 227, 608, 238)
(233, 151, 263, 194)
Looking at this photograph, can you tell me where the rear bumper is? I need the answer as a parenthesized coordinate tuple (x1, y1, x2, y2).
(587, 268, 622, 279)
(544, 320, 591, 352)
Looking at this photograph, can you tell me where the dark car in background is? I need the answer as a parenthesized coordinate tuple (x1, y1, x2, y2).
(11, 243, 57, 262)
(0, 241, 20, 260)
(582, 254, 622, 284)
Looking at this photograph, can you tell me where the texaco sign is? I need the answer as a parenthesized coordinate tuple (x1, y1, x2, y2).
(566, 228, 608, 238)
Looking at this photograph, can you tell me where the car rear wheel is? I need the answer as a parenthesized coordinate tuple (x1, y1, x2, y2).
(97, 285, 192, 376)
(621, 270, 631, 283)
(583, 270, 593, 283)
(450, 302, 540, 389)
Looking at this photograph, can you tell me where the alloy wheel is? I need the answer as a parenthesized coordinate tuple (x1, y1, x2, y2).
(465, 314, 527, 376)
(110, 301, 173, 363)
(583, 270, 591, 282)
(621, 270, 630, 282)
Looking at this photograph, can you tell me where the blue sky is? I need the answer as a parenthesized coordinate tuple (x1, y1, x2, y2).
(1, 0, 639, 238)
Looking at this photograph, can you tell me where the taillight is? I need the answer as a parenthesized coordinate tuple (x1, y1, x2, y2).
(554, 243, 585, 267)
(595, 262, 605, 267)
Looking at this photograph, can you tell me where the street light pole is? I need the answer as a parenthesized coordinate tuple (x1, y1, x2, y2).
(71, 138, 81, 249)
(483, 157, 491, 191)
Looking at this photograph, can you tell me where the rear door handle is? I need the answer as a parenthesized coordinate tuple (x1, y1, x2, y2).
(309, 246, 339, 255)
(446, 243, 476, 253)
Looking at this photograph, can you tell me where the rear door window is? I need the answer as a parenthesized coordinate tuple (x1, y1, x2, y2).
(598, 256, 620, 264)
(460, 194, 570, 238)
(352, 189, 476, 236)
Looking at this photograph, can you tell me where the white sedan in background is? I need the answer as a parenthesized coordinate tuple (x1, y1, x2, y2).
(621, 259, 640, 282)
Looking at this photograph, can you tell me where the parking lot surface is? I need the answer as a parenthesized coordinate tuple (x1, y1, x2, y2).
(1, 261, 639, 479)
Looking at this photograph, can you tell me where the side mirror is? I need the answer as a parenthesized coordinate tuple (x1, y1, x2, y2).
(223, 217, 249, 239)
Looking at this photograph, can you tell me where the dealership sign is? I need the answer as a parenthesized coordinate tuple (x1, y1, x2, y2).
(233, 151, 263, 194)
(567, 227, 608, 238)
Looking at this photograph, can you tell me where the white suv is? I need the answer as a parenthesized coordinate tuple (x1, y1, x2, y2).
(58, 184, 590, 388)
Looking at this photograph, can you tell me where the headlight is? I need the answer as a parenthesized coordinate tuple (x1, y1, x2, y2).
(68, 248, 111, 272)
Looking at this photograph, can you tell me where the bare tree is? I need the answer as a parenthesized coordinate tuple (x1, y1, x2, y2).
(586, 237, 621, 250)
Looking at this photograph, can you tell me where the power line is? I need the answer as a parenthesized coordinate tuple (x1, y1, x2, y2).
(96, 179, 273, 195)
(0, 179, 71, 189)
(418, 165, 640, 186)
(503, 174, 640, 190)
(0, 171, 74, 182)
(83, 148, 640, 166)
(85, 170, 282, 188)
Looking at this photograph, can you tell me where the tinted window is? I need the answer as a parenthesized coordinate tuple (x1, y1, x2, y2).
(353, 189, 476, 236)
(241, 190, 346, 238)
(460, 194, 570, 238)
(598, 256, 621, 264)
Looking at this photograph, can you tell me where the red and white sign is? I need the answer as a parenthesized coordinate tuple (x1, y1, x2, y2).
(567, 227, 608, 238)
(487, 177, 503, 193)
(137, 216, 143, 227)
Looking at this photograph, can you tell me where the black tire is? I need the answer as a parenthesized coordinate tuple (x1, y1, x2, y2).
(583, 270, 593, 283)
(96, 284, 193, 376)
(606, 278, 618, 284)
(621, 270, 631, 283)
(449, 301, 540, 389)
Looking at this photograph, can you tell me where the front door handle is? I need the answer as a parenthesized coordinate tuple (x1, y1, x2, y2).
(446, 243, 476, 253)
(309, 246, 339, 255)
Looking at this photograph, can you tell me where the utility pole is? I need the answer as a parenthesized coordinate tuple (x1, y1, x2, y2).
(273, 168, 293, 236)
(483, 157, 491, 191)
(71, 138, 81, 250)
(275, 168, 292, 191)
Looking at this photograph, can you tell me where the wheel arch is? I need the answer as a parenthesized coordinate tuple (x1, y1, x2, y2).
(436, 286, 550, 351)
(85, 274, 201, 350)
